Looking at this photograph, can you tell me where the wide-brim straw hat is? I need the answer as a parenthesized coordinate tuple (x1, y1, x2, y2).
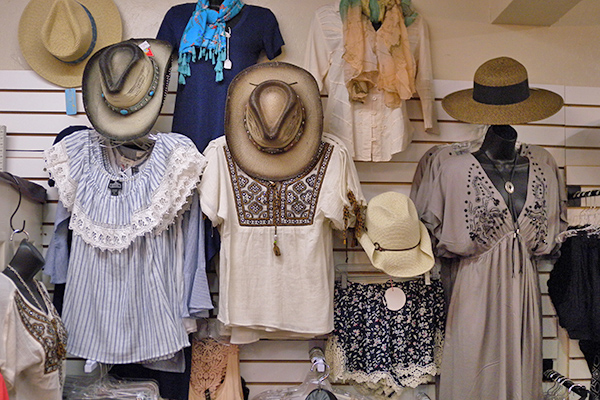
(225, 62, 323, 181)
(358, 192, 435, 278)
(442, 57, 564, 125)
(82, 39, 174, 141)
(19, 0, 122, 88)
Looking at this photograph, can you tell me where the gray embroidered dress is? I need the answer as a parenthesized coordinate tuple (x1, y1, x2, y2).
(420, 144, 567, 400)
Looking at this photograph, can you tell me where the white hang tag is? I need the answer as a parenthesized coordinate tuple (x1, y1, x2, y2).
(384, 287, 406, 311)
(223, 28, 232, 70)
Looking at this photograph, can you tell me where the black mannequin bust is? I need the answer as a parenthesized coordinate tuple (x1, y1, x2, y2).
(3, 239, 47, 313)
(209, 0, 243, 29)
(473, 125, 529, 218)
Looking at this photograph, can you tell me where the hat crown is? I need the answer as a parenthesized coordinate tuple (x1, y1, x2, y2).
(474, 56, 528, 87)
(98, 42, 156, 110)
(41, 0, 94, 63)
(365, 192, 420, 249)
(245, 80, 305, 154)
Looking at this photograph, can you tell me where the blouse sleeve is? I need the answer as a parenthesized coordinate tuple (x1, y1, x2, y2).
(321, 134, 366, 231)
(303, 4, 340, 94)
(44, 130, 90, 210)
(182, 191, 213, 318)
(410, 16, 439, 134)
(199, 139, 228, 228)
(42, 200, 71, 284)
(156, 4, 192, 52)
(260, 8, 285, 60)
(0, 291, 17, 391)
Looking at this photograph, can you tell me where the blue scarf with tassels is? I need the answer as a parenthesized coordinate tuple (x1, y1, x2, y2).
(178, 0, 244, 84)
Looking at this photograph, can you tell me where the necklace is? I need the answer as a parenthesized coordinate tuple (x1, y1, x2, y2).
(5, 264, 46, 312)
(480, 150, 519, 194)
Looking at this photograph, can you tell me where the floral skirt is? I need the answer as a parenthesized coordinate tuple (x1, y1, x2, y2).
(325, 279, 445, 399)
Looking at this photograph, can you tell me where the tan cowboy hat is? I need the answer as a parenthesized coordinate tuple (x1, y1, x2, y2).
(225, 62, 323, 181)
(442, 57, 564, 125)
(82, 39, 174, 141)
(358, 192, 434, 278)
(18, 0, 122, 88)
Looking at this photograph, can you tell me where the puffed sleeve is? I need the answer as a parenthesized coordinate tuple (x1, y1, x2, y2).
(320, 133, 366, 231)
(199, 138, 229, 228)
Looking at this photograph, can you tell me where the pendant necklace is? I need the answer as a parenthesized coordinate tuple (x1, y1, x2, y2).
(5, 264, 46, 312)
(481, 150, 519, 195)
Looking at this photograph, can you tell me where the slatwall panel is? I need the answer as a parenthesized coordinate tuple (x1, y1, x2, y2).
(1, 70, 598, 397)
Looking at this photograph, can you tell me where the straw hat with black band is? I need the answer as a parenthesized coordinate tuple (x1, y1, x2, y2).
(358, 191, 435, 278)
(82, 39, 174, 141)
(441, 57, 563, 125)
(225, 61, 323, 181)
(19, 0, 122, 88)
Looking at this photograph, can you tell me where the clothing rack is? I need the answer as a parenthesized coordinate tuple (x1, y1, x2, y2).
(543, 369, 589, 399)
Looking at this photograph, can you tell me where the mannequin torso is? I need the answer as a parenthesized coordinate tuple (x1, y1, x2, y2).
(472, 125, 529, 218)
(3, 239, 47, 313)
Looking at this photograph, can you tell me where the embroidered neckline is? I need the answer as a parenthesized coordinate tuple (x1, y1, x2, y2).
(224, 141, 333, 227)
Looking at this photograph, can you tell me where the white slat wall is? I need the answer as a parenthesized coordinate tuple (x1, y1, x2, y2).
(1, 70, 598, 397)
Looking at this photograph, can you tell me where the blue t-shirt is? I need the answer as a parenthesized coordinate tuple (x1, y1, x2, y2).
(157, 3, 284, 152)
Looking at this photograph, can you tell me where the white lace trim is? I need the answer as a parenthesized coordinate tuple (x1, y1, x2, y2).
(69, 145, 204, 252)
(45, 142, 78, 209)
(325, 332, 444, 399)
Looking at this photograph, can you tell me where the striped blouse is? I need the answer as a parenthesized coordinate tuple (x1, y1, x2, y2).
(44, 130, 213, 364)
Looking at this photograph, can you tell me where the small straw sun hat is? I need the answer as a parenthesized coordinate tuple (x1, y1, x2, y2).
(358, 192, 435, 278)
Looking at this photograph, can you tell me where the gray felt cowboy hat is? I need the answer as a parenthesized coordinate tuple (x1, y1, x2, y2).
(82, 39, 174, 141)
(442, 57, 564, 125)
(18, 0, 122, 88)
(225, 61, 324, 181)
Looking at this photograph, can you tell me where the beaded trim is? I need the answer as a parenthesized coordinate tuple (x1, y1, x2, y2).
(101, 57, 160, 116)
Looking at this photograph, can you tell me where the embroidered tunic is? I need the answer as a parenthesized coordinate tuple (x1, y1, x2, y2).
(199, 134, 365, 343)
(44, 130, 212, 364)
(303, 3, 438, 162)
(419, 144, 567, 400)
(0, 274, 67, 400)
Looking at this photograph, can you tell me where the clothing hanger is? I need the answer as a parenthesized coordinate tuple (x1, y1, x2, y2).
(251, 348, 373, 400)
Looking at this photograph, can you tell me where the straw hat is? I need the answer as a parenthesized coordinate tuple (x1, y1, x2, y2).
(18, 0, 122, 88)
(441, 57, 563, 125)
(358, 192, 434, 278)
(225, 62, 323, 181)
(82, 39, 174, 141)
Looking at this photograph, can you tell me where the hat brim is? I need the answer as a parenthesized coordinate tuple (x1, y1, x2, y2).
(441, 87, 564, 125)
(358, 220, 435, 278)
(82, 39, 173, 141)
(18, 0, 123, 88)
(225, 62, 323, 181)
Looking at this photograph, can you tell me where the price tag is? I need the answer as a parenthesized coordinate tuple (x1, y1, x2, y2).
(384, 287, 406, 311)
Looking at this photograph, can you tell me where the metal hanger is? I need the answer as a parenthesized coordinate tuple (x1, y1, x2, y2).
(8, 173, 26, 235)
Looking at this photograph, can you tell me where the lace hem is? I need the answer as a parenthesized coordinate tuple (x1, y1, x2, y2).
(68, 145, 204, 251)
(45, 141, 78, 209)
(325, 335, 441, 399)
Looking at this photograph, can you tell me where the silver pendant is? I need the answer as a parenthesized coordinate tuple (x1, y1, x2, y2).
(505, 181, 515, 194)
